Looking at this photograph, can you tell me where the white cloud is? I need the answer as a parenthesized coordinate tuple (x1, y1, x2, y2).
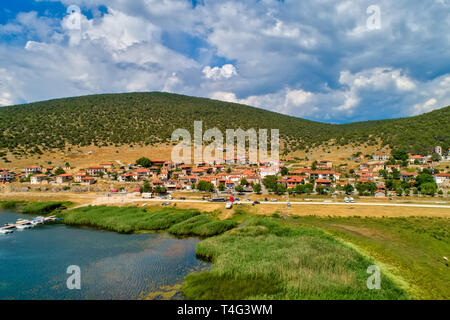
(339, 68, 416, 92)
(413, 98, 438, 115)
(0, 0, 449, 123)
(203, 64, 237, 80)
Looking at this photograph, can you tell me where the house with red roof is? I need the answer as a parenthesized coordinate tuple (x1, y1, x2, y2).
(434, 173, 450, 185)
(401, 171, 417, 181)
(56, 174, 73, 184)
(87, 166, 107, 176)
(81, 176, 96, 185)
(0, 171, 15, 182)
(372, 153, 389, 161)
(25, 166, 42, 175)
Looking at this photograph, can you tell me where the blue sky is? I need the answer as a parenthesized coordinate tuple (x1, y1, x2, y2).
(0, 0, 449, 123)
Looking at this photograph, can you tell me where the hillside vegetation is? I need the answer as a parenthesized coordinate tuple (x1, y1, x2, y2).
(0, 92, 448, 159)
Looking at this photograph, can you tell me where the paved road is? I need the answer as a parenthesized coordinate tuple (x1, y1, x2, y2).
(98, 197, 450, 209)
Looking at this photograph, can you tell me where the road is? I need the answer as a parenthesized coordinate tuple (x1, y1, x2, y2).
(94, 197, 450, 209)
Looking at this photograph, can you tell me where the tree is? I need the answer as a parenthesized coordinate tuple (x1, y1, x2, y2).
(142, 181, 152, 193)
(280, 167, 289, 176)
(240, 177, 248, 186)
(420, 182, 436, 196)
(395, 187, 403, 196)
(136, 157, 151, 168)
(343, 183, 354, 194)
(153, 185, 167, 194)
(366, 182, 378, 195)
(252, 183, 262, 194)
(316, 185, 327, 195)
(391, 168, 401, 180)
(218, 183, 225, 192)
(295, 184, 305, 194)
(274, 183, 287, 195)
(54, 167, 65, 175)
(235, 185, 244, 192)
(431, 152, 441, 162)
(311, 161, 317, 170)
(262, 175, 278, 191)
(197, 180, 215, 192)
(392, 149, 408, 162)
(304, 183, 314, 194)
(415, 172, 435, 187)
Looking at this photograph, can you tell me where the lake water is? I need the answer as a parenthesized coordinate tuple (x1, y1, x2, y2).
(0, 210, 209, 300)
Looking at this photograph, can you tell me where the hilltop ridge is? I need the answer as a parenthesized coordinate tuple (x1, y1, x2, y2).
(0, 92, 448, 162)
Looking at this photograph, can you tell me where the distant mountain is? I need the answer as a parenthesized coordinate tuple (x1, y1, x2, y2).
(0, 92, 448, 159)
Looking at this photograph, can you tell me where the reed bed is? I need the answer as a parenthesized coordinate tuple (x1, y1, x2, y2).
(183, 217, 408, 300)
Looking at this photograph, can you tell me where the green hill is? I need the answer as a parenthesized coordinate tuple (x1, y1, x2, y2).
(0, 92, 448, 159)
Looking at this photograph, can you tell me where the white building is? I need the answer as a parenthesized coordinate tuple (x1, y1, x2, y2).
(259, 167, 279, 179)
(434, 173, 450, 185)
(30, 174, 46, 184)
(0, 171, 15, 182)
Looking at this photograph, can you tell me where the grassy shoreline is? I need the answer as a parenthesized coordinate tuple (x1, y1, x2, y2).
(59, 205, 237, 237)
(183, 216, 408, 300)
(2, 200, 448, 299)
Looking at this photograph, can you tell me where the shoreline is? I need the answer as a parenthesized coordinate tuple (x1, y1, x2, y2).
(2, 201, 449, 299)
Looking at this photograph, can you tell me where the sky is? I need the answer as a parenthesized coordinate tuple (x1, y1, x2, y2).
(0, 0, 449, 123)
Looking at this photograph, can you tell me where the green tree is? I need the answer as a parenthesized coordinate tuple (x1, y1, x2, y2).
(316, 185, 327, 195)
(420, 182, 436, 196)
(343, 183, 354, 194)
(274, 183, 287, 195)
(392, 149, 408, 162)
(262, 175, 278, 191)
(142, 181, 152, 193)
(197, 180, 215, 192)
(153, 185, 167, 194)
(295, 184, 305, 194)
(240, 177, 248, 186)
(280, 167, 289, 176)
(218, 183, 225, 192)
(136, 157, 151, 168)
(54, 167, 65, 175)
(252, 183, 262, 194)
(235, 185, 244, 192)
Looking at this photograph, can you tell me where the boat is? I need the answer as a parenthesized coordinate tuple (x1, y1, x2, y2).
(16, 224, 32, 230)
(0, 229, 14, 234)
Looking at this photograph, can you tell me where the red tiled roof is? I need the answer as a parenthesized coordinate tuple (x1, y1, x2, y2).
(316, 179, 332, 183)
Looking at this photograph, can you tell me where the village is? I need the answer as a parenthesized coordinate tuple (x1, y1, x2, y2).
(0, 146, 449, 201)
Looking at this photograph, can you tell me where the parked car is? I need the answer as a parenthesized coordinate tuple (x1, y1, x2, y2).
(252, 201, 260, 205)
(270, 199, 278, 202)
(225, 202, 233, 209)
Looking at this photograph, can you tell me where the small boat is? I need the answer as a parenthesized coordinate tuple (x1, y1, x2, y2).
(0, 229, 14, 234)
(16, 224, 32, 230)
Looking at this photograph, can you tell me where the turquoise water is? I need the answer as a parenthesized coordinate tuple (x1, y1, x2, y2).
(0, 210, 209, 300)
